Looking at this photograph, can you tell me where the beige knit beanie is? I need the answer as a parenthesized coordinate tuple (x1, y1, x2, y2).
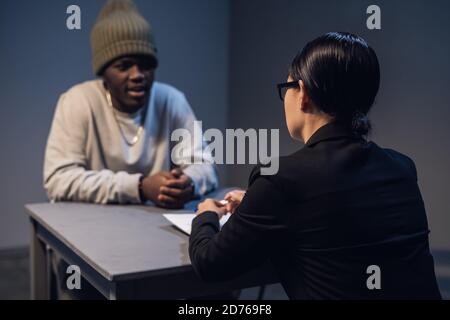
(90, 0, 158, 75)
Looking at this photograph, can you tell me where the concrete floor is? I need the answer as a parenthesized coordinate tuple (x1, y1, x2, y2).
(0, 246, 288, 300)
(1, 247, 448, 300)
(0, 247, 30, 300)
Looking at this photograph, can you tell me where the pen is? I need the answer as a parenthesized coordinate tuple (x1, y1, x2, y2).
(194, 199, 229, 212)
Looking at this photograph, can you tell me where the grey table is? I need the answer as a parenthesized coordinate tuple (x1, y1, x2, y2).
(26, 189, 278, 300)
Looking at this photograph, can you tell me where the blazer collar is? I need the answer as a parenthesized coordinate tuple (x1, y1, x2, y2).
(305, 121, 356, 148)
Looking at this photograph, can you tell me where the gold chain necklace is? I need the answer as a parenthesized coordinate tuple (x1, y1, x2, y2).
(106, 90, 145, 146)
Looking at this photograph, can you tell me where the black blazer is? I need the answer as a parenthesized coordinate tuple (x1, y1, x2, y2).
(189, 121, 441, 299)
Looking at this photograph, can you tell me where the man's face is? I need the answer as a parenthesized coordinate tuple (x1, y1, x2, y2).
(102, 55, 156, 113)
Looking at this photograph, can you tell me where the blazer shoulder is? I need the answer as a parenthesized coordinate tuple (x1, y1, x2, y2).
(247, 153, 297, 193)
(383, 148, 418, 179)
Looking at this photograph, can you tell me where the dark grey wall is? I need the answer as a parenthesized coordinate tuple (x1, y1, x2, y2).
(228, 0, 450, 249)
(0, 0, 230, 249)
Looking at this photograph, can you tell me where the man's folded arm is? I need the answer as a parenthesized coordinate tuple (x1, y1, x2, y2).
(170, 92, 218, 196)
(43, 93, 142, 204)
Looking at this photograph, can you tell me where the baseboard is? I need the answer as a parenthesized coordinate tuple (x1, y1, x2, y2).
(0, 246, 29, 259)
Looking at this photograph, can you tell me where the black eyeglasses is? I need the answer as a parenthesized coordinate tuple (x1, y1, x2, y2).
(277, 81, 299, 101)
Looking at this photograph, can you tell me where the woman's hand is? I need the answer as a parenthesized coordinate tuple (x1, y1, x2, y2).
(224, 189, 246, 214)
(196, 199, 227, 219)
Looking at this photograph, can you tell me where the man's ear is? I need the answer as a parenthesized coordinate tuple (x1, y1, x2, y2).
(298, 80, 311, 111)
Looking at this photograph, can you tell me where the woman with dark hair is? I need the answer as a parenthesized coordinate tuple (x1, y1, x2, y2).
(189, 32, 441, 299)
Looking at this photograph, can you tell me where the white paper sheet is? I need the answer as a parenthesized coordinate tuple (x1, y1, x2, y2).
(163, 213, 231, 235)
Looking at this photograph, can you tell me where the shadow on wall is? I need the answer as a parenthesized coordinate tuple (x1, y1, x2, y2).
(433, 249, 450, 299)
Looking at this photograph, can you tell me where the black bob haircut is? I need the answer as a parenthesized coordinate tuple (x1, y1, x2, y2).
(289, 32, 380, 136)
